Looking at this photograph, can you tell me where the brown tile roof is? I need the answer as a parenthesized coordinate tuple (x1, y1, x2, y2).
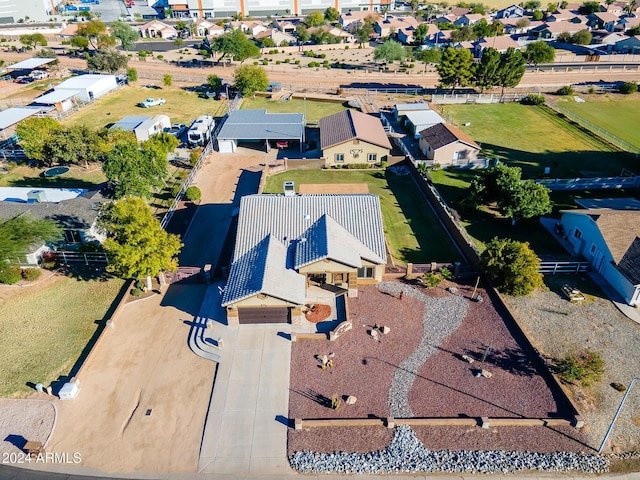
(418, 123, 480, 150)
(571, 209, 640, 284)
(477, 35, 521, 50)
(319, 110, 392, 151)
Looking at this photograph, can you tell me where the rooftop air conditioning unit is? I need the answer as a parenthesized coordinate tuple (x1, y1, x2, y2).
(283, 181, 295, 196)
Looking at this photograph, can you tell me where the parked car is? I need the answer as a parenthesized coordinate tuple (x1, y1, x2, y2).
(164, 123, 187, 137)
(137, 97, 166, 108)
(16, 76, 35, 84)
(29, 70, 49, 80)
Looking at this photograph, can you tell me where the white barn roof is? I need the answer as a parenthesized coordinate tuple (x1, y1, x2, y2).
(34, 90, 82, 104)
(0, 107, 43, 130)
(7, 58, 56, 70)
(55, 74, 116, 90)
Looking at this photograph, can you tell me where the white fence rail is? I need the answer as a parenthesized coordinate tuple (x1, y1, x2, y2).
(431, 92, 529, 104)
(535, 176, 640, 190)
(539, 261, 590, 274)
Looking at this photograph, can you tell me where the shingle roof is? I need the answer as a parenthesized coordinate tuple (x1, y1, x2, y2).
(418, 122, 480, 150)
(217, 110, 304, 141)
(232, 194, 387, 263)
(319, 110, 392, 150)
(565, 208, 640, 285)
(221, 234, 306, 306)
(294, 214, 385, 269)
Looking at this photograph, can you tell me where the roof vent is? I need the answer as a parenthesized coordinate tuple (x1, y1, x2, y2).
(283, 181, 295, 196)
(27, 190, 47, 203)
(303, 214, 310, 220)
(300, 237, 307, 243)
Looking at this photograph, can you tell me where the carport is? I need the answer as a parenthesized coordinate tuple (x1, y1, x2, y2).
(216, 110, 305, 153)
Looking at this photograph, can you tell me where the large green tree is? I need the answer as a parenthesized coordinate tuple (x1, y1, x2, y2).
(474, 47, 501, 92)
(524, 40, 555, 66)
(305, 10, 325, 27)
(296, 25, 310, 43)
(77, 20, 112, 50)
(212, 29, 260, 63)
(233, 64, 268, 96)
(437, 46, 475, 92)
(0, 215, 62, 262)
(102, 138, 168, 198)
(324, 6, 339, 22)
(481, 237, 543, 296)
(19, 33, 47, 48)
(373, 39, 406, 66)
(43, 125, 102, 168)
(354, 20, 374, 45)
(86, 49, 129, 73)
(496, 47, 526, 94)
(110, 20, 139, 50)
(16, 117, 63, 163)
(98, 197, 182, 285)
(413, 23, 430, 44)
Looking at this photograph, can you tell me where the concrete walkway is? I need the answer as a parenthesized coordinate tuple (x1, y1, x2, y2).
(197, 318, 293, 475)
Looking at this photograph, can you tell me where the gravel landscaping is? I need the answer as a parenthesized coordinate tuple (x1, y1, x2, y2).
(506, 276, 640, 454)
(0, 399, 55, 454)
(288, 279, 589, 462)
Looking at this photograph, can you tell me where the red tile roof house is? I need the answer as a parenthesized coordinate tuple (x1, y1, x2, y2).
(559, 199, 640, 307)
(319, 110, 392, 168)
(418, 123, 481, 167)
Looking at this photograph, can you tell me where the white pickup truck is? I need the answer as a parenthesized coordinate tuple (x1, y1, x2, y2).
(138, 97, 166, 108)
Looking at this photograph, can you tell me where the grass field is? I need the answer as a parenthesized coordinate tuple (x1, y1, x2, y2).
(240, 97, 348, 123)
(0, 165, 107, 188)
(66, 85, 228, 130)
(439, 103, 635, 178)
(555, 95, 640, 151)
(264, 170, 462, 264)
(0, 273, 125, 398)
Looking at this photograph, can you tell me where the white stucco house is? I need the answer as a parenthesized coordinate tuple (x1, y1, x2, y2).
(559, 198, 640, 307)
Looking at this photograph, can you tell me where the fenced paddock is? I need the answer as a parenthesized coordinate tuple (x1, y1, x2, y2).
(431, 92, 530, 104)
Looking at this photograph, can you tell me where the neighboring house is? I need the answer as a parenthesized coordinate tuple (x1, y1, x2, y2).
(308, 25, 355, 42)
(319, 110, 391, 168)
(255, 29, 296, 46)
(590, 30, 625, 51)
(613, 34, 640, 53)
(273, 18, 303, 34)
(559, 198, 640, 307)
(230, 20, 267, 36)
(450, 7, 471, 16)
(589, 11, 621, 31)
(138, 20, 178, 39)
(54, 74, 119, 103)
(375, 15, 421, 38)
(404, 109, 445, 139)
(339, 10, 378, 31)
(433, 14, 457, 25)
(418, 122, 481, 166)
(0, 187, 107, 265)
(393, 102, 431, 120)
(453, 13, 487, 27)
(473, 35, 521, 55)
(57, 23, 79, 40)
(530, 21, 584, 39)
(221, 193, 387, 325)
(495, 4, 525, 18)
(193, 18, 216, 36)
(615, 15, 640, 33)
(110, 115, 171, 142)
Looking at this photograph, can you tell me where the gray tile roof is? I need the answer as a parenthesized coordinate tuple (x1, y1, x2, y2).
(221, 234, 306, 306)
(294, 214, 385, 269)
(0, 187, 106, 230)
(216, 109, 304, 141)
(319, 110, 392, 150)
(419, 122, 480, 150)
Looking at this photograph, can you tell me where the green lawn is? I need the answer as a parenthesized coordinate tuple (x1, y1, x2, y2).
(65, 85, 228, 130)
(555, 96, 640, 151)
(0, 274, 125, 397)
(240, 97, 348, 123)
(264, 170, 462, 264)
(439, 104, 635, 178)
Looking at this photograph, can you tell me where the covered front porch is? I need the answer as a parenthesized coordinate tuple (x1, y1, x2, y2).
(293, 284, 347, 334)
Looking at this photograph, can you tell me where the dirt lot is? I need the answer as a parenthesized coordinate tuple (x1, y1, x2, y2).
(288, 280, 589, 456)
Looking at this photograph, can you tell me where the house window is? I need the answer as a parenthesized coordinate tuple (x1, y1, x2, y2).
(335, 153, 344, 163)
(357, 266, 374, 278)
(334, 273, 344, 283)
(63, 230, 82, 243)
(574, 228, 582, 239)
(367, 153, 377, 162)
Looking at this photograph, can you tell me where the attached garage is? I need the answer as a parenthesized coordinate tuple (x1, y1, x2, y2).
(238, 307, 291, 324)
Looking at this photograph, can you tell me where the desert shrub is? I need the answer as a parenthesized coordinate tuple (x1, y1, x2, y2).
(130, 287, 143, 296)
(520, 93, 545, 105)
(347, 163, 369, 169)
(284, 58, 290, 63)
(275, 60, 281, 64)
(330, 393, 342, 410)
(21, 268, 42, 281)
(189, 148, 202, 166)
(555, 349, 604, 387)
(0, 265, 22, 284)
(135, 279, 145, 290)
(262, 59, 268, 65)
(440, 266, 452, 280)
(184, 186, 202, 201)
(619, 81, 638, 94)
(422, 272, 443, 288)
(556, 85, 574, 96)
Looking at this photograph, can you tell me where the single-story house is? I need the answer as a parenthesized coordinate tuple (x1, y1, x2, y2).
(418, 122, 481, 166)
(530, 22, 584, 39)
(319, 110, 391, 168)
(375, 15, 421, 38)
(495, 4, 525, 19)
(0, 186, 106, 265)
(453, 13, 488, 27)
(273, 18, 303, 34)
(230, 20, 268, 36)
(615, 15, 640, 33)
(110, 114, 171, 142)
(54, 74, 118, 103)
(216, 110, 305, 153)
(254, 28, 296, 46)
(221, 193, 387, 325)
(473, 35, 522, 55)
(193, 18, 217, 37)
(339, 10, 378, 31)
(404, 109, 445, 139)
(393, 102, 431, 121)
(588, 11, 621, 31)
(559, 198, 640, 307)
(138, 20, 178, 39)
(613, 35, 640, 53)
